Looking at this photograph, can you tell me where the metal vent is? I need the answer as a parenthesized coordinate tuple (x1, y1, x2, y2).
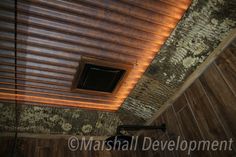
(71, 57, 132, 96)
(77, 64, 125, 93)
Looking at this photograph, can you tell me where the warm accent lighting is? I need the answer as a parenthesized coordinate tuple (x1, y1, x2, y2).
(0, 0, 191, 111)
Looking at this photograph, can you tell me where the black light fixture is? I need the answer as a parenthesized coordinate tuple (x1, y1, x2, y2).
(77, 63, 126, 93)
(105, 124, 166, 149)
(71, 57, 132, 98)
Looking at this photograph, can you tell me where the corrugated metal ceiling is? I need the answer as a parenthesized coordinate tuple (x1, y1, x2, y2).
(0, 0, 191, 110)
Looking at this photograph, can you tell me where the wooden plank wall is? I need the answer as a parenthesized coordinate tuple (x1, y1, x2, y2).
(141, 38, 236, 157)
(0, 136, 148, 157)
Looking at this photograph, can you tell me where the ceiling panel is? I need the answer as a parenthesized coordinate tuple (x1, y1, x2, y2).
(0, 0, 191, 111)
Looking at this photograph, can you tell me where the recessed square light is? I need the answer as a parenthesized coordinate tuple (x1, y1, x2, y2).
(77, 63, 125, 92)
(72, 57, 132, 96)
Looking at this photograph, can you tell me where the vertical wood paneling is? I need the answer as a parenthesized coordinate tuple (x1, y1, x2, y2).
(0, 137, 152, 157)
(215, 42, 236, 96)
(139, 39, 236, 156)
(162, 106, 189, 157)
(186, 79, 234, 156)
(185, 79, 228, 141)
(177, 105, 212, 157)
(172, 93, 188, 113)
(177, 105, 203, 141)
(199, 65, 236, 151)
(159, 133, 174, 157)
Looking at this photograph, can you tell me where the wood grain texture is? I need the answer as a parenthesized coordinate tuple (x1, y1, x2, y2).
(172, 93, 188, 113)
(176, 105, 212, 157)
(0, 136, 150, 157)
(186, 79, 234, 157)
(138, 37, 236, 156)
(162, 106, 189, 157)
(199, 64, 236, 150)
(215, 40, 236, 96)
(185, 79, 228, 140)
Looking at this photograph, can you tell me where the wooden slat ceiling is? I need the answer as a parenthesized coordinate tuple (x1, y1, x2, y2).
(0, 0, 191, 111)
